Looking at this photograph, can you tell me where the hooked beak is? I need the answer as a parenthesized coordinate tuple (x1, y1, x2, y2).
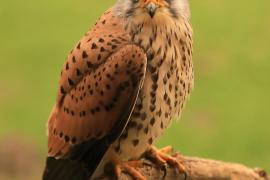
(145, 2, 159, 18)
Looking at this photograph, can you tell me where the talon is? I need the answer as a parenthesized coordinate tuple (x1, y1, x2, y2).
(142, 160, 152, 167)
(159, 146, 174, 154)
(114, 160, 146, 180)
(145, 146, 187, 177)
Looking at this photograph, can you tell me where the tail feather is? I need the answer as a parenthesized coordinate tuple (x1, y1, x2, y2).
(42, 138, 109, 180)
(43, 157, 90, 180)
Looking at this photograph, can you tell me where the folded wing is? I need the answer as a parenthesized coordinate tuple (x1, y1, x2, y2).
(43, 10, 147, 180)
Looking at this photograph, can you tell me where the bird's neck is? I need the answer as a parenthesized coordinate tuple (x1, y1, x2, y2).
(124, 17, 182, 52)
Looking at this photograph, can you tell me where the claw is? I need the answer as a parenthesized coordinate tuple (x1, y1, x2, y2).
(159, 146, 174, 154)
(145, 146, 187, 178)
(114, 160, 146, 180)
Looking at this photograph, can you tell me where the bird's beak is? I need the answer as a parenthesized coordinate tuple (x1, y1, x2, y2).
(143, 0, 161, 18)
(146, 2, 158, 18)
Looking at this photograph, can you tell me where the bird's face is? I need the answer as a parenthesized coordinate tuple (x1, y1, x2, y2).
(114, 0, 190, 24)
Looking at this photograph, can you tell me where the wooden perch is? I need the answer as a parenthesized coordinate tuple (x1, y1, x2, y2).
(101, 153, 269, 180)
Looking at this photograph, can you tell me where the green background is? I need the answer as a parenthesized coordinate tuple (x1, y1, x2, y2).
(0, 0, 269, 179)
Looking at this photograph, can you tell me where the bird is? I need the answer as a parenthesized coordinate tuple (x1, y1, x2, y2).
(42, 0, 193, 179)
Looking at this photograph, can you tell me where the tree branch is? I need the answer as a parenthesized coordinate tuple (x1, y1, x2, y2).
(102, 153, 269, 180)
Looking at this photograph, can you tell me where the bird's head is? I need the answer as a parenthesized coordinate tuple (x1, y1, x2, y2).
(113, 0, 190, 24)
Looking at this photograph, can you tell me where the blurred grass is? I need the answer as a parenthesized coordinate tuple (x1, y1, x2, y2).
(0, 0, 269, 177)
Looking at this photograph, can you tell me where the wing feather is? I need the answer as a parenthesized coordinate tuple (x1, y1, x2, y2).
(43, 9, 148, 180)
(48, 43, 146, 155)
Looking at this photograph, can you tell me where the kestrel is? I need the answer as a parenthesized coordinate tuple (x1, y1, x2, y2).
(43, 0, 193, 179)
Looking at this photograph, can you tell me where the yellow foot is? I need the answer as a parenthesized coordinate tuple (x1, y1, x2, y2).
(145, 146, 187, 178)
(114, 160, 146, 180)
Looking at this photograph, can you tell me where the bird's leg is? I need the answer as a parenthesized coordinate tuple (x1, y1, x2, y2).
(144, 146, 187, 177)
(114, 160, 146, 180)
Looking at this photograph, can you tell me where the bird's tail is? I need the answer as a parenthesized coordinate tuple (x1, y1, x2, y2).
(42, 137, 110, 180)
(42, 157, 90, 180)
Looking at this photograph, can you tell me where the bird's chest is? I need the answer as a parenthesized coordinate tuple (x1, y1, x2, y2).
(135, 39, 191, 137)
(135, 25, 192, 129)
(111, 23, 193, 159)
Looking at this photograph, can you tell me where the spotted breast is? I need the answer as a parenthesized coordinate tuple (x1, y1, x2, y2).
(108, 7, 194, 164)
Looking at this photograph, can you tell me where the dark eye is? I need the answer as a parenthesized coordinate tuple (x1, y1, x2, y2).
(132, 0, 139, 3)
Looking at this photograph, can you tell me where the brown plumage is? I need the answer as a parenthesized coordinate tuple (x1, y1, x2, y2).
(43, 0, 193, 179)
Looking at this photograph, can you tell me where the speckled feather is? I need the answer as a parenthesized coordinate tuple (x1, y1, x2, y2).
(107, 4, 194, 161)
(44, 1, 194, 178)
(47, 10, 147, 158)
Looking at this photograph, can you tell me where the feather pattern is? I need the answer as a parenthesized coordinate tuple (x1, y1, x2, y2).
(43, 10, 147, 180)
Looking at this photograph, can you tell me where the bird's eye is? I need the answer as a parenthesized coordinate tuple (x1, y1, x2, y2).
(132, 0, 139, 3)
